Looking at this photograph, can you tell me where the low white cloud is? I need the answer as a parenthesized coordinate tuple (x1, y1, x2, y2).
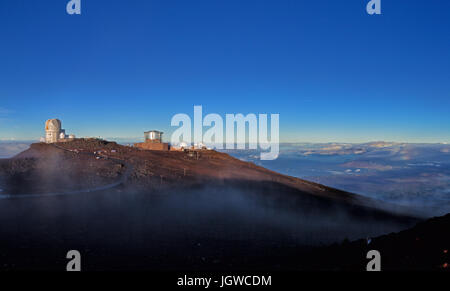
(0, 142, 31, 158)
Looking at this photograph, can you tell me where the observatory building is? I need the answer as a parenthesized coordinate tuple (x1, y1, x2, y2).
(144, 130, 163, 143)
(134, 130, 169, 151)
(44, 119, 75, 143)
(45, 119, 62, 143)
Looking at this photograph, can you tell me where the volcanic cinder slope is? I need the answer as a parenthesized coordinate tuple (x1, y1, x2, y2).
(0, 139, 427, 271)
(0, 139, 420, 213)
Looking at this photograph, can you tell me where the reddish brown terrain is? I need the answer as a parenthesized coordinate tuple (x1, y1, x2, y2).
(1, 139, 446, 271)
(0, 139, 404, 209)
(0, 141, 124, 194)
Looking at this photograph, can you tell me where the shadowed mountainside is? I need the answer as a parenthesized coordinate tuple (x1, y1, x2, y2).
(0, 139, 433, 271)
(302, 213, 450, 271)
(0, 139, 421, 213)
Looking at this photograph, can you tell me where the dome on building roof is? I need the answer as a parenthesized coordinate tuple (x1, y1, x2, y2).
(45, 119, 61, 131)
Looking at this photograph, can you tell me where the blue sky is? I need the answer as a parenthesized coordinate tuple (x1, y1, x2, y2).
(0, 0, 449, 143)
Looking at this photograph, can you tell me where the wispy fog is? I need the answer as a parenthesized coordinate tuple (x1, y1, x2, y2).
(0, 142, 32, 158)
(0, 183, 417, 270)
(225, 143, 450, 217)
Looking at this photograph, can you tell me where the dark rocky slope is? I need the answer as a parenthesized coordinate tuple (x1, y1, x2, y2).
(0, 139, 432, 271)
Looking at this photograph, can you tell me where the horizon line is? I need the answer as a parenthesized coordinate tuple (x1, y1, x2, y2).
(0, 138, 448, 146)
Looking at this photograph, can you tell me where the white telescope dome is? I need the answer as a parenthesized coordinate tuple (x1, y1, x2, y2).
(45, 119, 61, 132)
(45, 119, 62, 143)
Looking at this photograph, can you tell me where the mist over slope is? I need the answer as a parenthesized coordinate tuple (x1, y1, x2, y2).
(0, 139, 423, 270)
(305, 213, 450, 271)
(0, 141, 32, 159)
(225, 142, 450, 216)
